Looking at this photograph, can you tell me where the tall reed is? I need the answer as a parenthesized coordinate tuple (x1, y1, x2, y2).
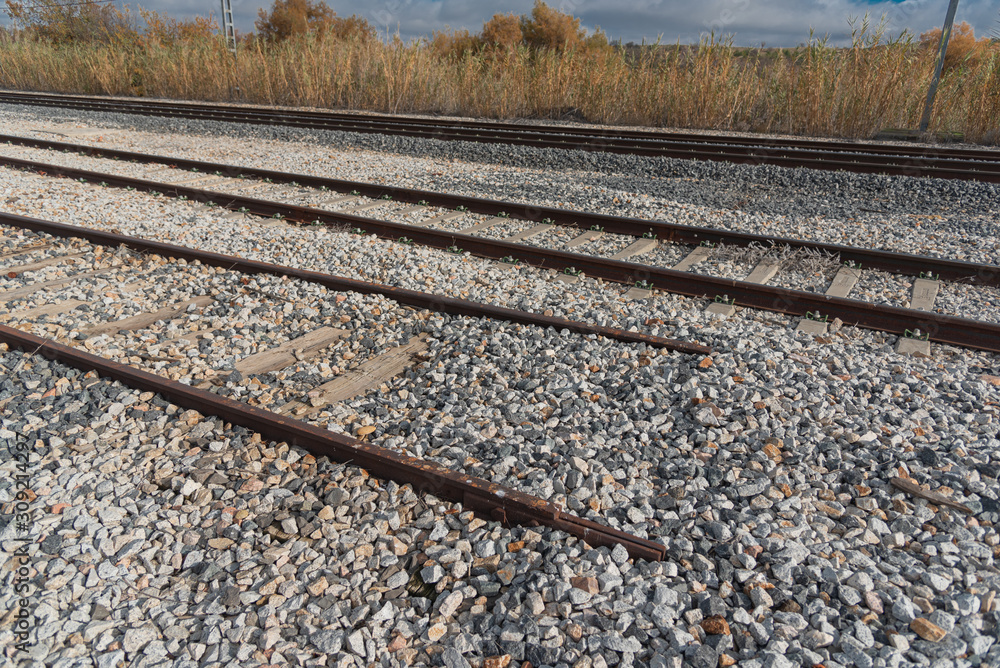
(0, 24, 996, 144)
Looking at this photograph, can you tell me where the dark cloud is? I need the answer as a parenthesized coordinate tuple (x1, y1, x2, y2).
(3, 0, 997, 46)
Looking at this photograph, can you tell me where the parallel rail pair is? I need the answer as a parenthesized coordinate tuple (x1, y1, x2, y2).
(2, 90, 1000, 182)
(2, 138, 999, 353)
(1, 211, 687, 561)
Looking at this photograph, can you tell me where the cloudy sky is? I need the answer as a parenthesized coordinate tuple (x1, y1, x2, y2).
(4, 0, 999, 46)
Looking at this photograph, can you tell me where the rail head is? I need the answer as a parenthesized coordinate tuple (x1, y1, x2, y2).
(2, 133, 996, 288)
(0, 209, 710, 356)
(0, 323, 667, 561)
(2, 91, 999, 182)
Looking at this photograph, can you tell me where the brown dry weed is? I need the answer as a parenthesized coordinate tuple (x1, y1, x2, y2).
(0, 22, 997, 144)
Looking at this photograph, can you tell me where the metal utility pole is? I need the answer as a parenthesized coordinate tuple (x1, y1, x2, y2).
(221, 0, 237, 56)
(919, 0, 960, 133)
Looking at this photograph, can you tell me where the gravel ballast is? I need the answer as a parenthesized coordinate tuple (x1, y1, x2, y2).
(1, 101, 999, 668)
(1, 103, 999, 266)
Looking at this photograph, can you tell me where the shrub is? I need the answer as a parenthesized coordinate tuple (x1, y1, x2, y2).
(481, 13, 522, 50)
(140, 9, 216, 47)
(4, 0, 137, 44)
(431, 2, 607, 59)
(429, 28, 481, 60)
(920, 21, 991, 71)
(255, 0, 374, 43)
(520, 1, 607, 52)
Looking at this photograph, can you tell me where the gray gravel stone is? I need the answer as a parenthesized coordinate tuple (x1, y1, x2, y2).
(2, 103, 999, 668)
(892, 597, 918, 623)
(121, 625, 158, 654)
(311, 629, 342, 654)
(688, 643, 718, 668)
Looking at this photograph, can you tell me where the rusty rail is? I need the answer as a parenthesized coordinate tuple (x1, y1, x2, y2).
(0, 210, 709, 355)
(2, 153, 999, 353)
(0, 323, 666, 561)
(2, 133, 998, 286)
(2, 90, 1000, 182)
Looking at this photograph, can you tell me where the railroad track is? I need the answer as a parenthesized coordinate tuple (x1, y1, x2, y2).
(0, 217, 710, 561)
(2, 135, 999, 355)
(3, 90, 1000, 183)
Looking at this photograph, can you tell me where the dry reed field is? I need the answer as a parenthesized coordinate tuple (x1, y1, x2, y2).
(0, 2, 998, 144)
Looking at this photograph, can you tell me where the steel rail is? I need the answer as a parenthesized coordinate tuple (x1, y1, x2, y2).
(2, 134, 997, 287)
(2, 91, 999, 182)
(0, 323, 666, 561)
(2, 158, 998, 353)
(5, 89, 1000, 161)
(0, 210, 708, 355)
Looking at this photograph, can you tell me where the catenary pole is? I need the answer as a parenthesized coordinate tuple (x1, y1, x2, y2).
(221, 0, 236, 55)
(919, 0, 961, 133)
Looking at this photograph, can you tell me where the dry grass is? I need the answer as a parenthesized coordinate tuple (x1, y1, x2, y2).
(714, 242, 842, 277)
(1, 24, 998, 144)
